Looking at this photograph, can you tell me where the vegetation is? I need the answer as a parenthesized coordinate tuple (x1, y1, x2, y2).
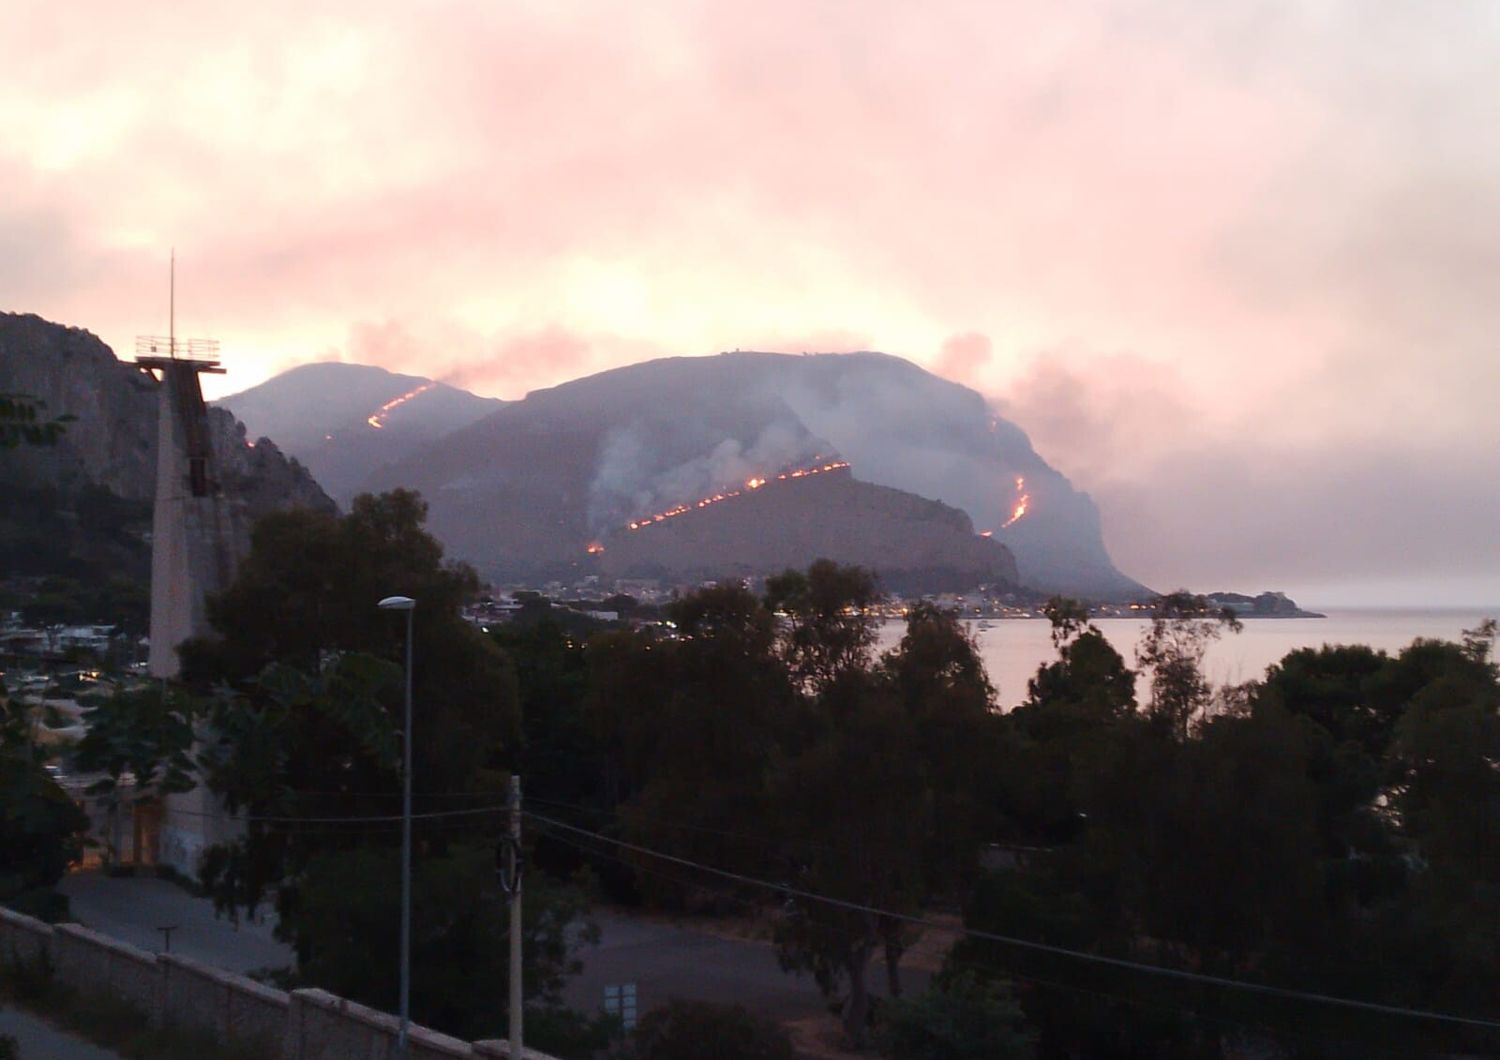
(509, 578, 1500, 1056)
(629, 999, 794, 1060)
(0, 952, 267, 1060)
(0, 393, 72, 451)
(0, 678, 88, 920)
(21, 478, 1494, 1058)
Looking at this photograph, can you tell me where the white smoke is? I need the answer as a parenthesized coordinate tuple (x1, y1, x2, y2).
(587, 416, 824, 532)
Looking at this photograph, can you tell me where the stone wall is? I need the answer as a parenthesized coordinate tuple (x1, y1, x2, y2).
(0, 906, 51, 965)
(0, 906, 556, 1060)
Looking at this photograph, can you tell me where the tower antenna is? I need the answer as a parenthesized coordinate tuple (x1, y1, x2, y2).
(169, 248, 176, 359)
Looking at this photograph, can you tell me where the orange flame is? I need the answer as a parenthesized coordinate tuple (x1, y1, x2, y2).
(367, 382, 436, 429)
(1000, 474, 1030, 528)
(625, 460, 851, 531)
(586, 541, 605, 555)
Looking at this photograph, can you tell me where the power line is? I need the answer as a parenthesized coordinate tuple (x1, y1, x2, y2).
(161, 802, 509, 825)
(534, 819, 1406, 1056)
(523, 811, 1500, 1033)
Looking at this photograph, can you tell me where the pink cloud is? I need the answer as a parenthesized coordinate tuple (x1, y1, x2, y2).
(4, 1, 1500, 600)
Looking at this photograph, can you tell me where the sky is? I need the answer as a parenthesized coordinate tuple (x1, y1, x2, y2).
(4, 1, 1499, 607)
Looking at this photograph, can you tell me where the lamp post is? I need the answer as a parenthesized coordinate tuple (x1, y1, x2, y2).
(378, 594, 416, 1055)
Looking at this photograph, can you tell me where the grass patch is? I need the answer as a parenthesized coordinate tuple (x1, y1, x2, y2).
(0, 952, 269, 1060)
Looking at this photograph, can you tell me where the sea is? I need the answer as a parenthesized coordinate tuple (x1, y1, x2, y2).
(875, 608, 1499, 711)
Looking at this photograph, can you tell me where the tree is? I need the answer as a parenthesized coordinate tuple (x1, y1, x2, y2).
(183, 489, 518, 813)
(0, 393, 72, 449)
(876, 972, 1033, 1060)
(73, 684, 199, 866)
(773, 675, 930, 1046)
(0, 679, 87, 918)
(283, 842, 599, 1041)
(185, 491, 518, 916)
(1135, 590, 1241, 740)
(631, 999, 794, 1060)
(490, 618, 605, 816)
(584, 585, 800, 903)
(764, 559, 881, 695)
(881, 602, 1005, 895)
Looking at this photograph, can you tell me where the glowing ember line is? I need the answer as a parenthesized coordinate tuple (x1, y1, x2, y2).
(1000, 474, 1030, 529)
(366, 382, 436, 430)
(623, 460, 851, 532)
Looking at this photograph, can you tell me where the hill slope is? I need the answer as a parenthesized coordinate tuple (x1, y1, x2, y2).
(361, 351, 1144, 598)
(0, 312, 334, 584)
(217, 362, 503, 504)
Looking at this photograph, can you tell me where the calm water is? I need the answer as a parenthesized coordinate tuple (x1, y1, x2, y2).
(876, 609, 1498, 710)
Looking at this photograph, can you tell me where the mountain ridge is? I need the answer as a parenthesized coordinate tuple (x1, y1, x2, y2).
(0, 313, 331, 519)
(217, 361, 503, 504)
(357, 350, 1145, 599)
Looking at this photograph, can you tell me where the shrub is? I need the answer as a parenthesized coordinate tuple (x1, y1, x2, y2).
(632, 999, 793, 1060)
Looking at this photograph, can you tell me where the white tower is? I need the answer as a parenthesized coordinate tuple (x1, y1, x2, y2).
(134, 258, 241, 872)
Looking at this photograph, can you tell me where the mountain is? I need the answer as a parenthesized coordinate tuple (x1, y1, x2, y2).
(217, 362, 504, 504)
(360, 351, 1145, 599)
(0, 312, 333, 583)
(598, 464, 1019, 593)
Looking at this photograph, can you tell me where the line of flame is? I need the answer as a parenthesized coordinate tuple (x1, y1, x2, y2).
(1000, 474, 1030, 529)
(367, 382, 437, 429)
(624, 460, 851, 532)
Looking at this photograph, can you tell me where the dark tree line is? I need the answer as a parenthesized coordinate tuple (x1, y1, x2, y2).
(18, 485, 1496, 1059)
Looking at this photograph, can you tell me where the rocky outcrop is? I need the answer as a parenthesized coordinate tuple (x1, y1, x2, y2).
(0, 312, 334, 543)
(598, 466, 1019, 591)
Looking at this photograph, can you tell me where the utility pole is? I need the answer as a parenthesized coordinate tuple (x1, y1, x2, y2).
(507, 773, 524, 1058)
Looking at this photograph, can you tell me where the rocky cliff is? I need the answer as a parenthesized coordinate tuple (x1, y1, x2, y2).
(0, 312, 334, 560)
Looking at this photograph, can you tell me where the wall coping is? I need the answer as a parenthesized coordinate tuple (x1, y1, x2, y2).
(159, 951, 291, 1007)
(0, 907, 55, 938)
(292, 988, 474, 1054)
(54, 922, 157, 966)
(473, 1039, 559, 1059)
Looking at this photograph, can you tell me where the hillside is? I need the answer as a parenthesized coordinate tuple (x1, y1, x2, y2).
(0, 312, 334, 585)
(597, 465, 1019, 592)
(217, 362, 503, 504)
(359, 351, 1145, 598)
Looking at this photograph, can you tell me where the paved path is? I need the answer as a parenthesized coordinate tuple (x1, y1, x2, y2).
(0, 1006, 120, 1060)
(54, 875, 928, 1028)
(562, 910, 929, 1023)
(56, 873, 294, 974)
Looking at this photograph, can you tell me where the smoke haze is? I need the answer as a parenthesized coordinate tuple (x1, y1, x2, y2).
(5, 1, 1499, 603)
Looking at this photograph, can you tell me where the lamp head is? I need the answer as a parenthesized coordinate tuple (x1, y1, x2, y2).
(378, 595, 416, 611)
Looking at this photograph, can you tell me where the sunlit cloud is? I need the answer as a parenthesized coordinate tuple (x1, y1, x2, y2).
(3, 1, 1498, 602)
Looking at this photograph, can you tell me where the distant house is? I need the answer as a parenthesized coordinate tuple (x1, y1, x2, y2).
(57, 624, 117, 653)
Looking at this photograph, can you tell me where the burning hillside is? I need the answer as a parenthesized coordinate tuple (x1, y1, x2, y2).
(366, 382, 436, 429)
(625, 459, 850, 531)
(598, 463, 1018, 591)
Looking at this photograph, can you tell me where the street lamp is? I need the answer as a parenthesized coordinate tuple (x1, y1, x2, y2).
(378, 594, 416, 1054)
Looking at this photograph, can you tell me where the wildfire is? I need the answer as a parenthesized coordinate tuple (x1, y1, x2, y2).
(367, 382, 436, 429)
(625, 460, 851, 531)
(1000, 475, 1030, 529)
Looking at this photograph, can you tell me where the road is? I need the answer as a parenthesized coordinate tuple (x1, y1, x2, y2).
(0, 1006, 121, 1060)
(56, 872, 294, 974)
(55, 873, 929, 1028)
(562, 910, 929, 1025)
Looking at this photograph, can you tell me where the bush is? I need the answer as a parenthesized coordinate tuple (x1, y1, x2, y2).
(631, 999, 793, 1060)
(876, 973, 1033, 1059)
